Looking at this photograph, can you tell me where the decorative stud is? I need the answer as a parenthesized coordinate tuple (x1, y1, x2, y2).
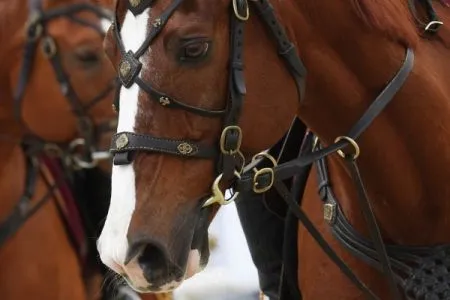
(116, 133, 129, 150)
(117, 51, 142, 88)
(159, 96, 170, 106)
(323, 202, 336, 224)
(119, 60, 131, 78)
(177, 142, 194, 155)
(129, 0, 141, 7)
(153, 18, 162, 28)
(127, 0, 153, 16)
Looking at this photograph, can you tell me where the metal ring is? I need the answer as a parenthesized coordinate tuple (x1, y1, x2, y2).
(41, 36, 57, 58)
(68, 138, 98, 169)
(72, 154, 98, 169)
(334, 136, 360, 160)
(232, 0, 250, 21)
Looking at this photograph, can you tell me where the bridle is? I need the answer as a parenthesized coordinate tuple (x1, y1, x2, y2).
(110, 0, 306, 200)
(108, 0, 450, 300)
(14, 0, 116, 169)
(0, 0, 116, 249)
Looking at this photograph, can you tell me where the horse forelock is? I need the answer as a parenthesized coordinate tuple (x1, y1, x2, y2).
(351, 0, 419, 47)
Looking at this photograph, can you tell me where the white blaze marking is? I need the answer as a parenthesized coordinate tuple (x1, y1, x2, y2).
(98, 8, 150, 278)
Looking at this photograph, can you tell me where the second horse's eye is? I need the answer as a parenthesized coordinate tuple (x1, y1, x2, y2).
(179, 40, 210, 62)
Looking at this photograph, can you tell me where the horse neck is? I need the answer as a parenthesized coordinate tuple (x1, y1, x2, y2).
(0, 0, 28, 66)
(0, 0, 31, 218)
(0, 0, 29, 137)
(274, 1, 450, 245)
(0, 0, 34, 155)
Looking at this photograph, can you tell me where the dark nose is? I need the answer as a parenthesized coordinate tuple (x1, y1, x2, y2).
(126, 238, 183, 287)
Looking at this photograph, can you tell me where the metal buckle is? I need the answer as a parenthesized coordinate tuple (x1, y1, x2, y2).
(232, 0, 249, 21)
(251, 152, 277, 194)
(253, 168, 274, 194)
(220, 126, 242, 155)
(202, 172, 240, 207)
(41, 36, 57, 58)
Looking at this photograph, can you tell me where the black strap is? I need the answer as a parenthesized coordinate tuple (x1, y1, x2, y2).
(220, 9, 247, 182)
(274, 180, 380, 300)
(346, 159, 402, 299)
(135, 77, 226, 117)
(0, 150, 60, 247)
(315, 149, 411, 277)
(279, 131, 314, 300)
(110, 132, 219, 159)
(252, 0, 307, 101)
(235, 47, 414, 193)
(233, 47, 414, 300)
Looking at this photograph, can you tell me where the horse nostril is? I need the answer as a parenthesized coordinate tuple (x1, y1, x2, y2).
(138, 243, 169, 280)
(126, 238, 183, 286)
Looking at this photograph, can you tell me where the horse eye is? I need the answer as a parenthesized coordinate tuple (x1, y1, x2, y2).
(74, 49, 101, 68)
(180, 40, 210, 61)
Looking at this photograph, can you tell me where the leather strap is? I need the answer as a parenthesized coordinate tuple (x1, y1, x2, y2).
(110, 132, 219, 159)
(235, 47, 414, 193)
(252, 0, 307, 101)
(274, 180, 380, 300)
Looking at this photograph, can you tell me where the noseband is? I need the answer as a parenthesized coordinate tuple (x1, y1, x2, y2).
(14, 0, 116, 169)
(109, 1, 450, 300)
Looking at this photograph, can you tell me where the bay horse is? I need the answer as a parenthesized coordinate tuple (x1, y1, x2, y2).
(0, 0, 171, 299)
(98, 0, 450, 299)
(0, 0, 116, 299)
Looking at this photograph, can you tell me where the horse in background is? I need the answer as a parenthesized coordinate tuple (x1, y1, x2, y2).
(0, 0, 115, 298)
(97, 0, 450, 299)
(0, 0, 171, 299)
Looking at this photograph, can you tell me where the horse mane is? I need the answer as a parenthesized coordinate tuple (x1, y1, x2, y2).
(351, 0, 419, 47)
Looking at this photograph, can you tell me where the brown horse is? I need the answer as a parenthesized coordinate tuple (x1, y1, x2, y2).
(0, 0, 117, 299)
(0, 0, 173, 299)
(98, 0, 450, 299)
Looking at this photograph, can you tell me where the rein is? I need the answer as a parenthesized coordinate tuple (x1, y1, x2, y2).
(109, 0, 449, 299)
